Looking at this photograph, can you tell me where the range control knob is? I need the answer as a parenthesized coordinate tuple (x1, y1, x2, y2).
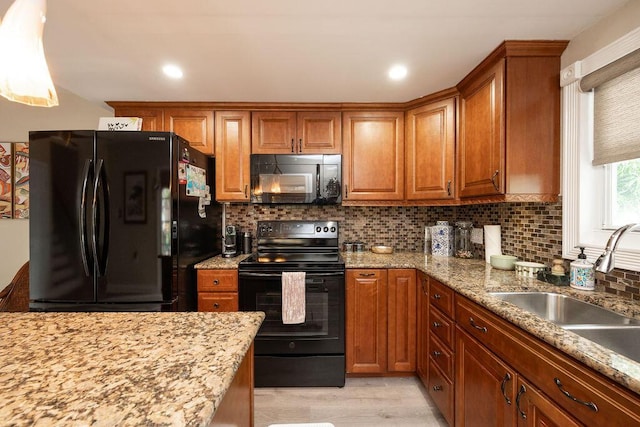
(330, 226, 336, 232)
(324, 226, 329, 232)
(316, 226, 322, 233)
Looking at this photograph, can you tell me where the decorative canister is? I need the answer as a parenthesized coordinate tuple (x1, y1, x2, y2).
(570, 247, 595, 290)
(431, 221, 454, 256)
(454, 221, 474, 258)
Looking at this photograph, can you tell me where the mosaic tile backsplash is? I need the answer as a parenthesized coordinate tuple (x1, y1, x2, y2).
(224, 200, 639, 300)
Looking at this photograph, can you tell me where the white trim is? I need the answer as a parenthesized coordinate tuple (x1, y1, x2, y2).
(561, 26, 640, 272)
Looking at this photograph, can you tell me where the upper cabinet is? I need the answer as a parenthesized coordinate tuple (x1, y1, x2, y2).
(110, 104, 214, 155)
(251, 111, 341, 154)
(342, 111, 405, 202)
(456, 41, 568, 201)
(215, 111, 251, 202)
(405, 94, 456, 201)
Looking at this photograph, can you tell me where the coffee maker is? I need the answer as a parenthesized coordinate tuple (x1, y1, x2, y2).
(222, 225, 238, 257)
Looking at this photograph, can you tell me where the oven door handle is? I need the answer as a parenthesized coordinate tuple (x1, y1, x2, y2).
(239, 271, 344, 278)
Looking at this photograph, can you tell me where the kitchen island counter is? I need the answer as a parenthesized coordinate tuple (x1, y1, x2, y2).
(0, 311, 264, 427)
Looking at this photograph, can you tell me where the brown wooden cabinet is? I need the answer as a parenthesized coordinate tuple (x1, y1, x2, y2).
(405, 95, 456, 201)
(251, 111, 341, 154)
(211, 343, 255, 426)
(112, 107, 164, 131)
(515, 377, 583, 427)
(457, 41, 568, 201)
(165, 108, 215, 155)
(387, 269, 416, 372)
(197, 269, 238, 312)
(342, 111, 405, 202)
(215, 111, 251, 202)
(346, 269, 388, 374)
(416, 271, 430, 385)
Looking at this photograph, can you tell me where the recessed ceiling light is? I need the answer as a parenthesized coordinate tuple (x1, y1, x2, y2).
(388, 64, 408, 81)
(162, 64, 183, 79)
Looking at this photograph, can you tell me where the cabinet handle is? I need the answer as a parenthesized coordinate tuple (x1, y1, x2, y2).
(491, 170, 500, 192)
(421, 279, 428, 295)
(291, 138, 295, 153)
(299, 138, 302, 153)
(213, 279, 219, 286)
(469, 317, 488, 333)
(358, 272, 375, 277)
(433, 294, 442, 300)
(516, 384, 527, 420)
(432, 385, 443, 392)
(432, 350, 441, 358)
(244, 184, 248, 198)
(432, 321, 442, 328)
(213, 303, 220, 309)
(554, 378, 599, 412)
(345, 185, 348, 199)
(500, 373, 512, 405)
(447, 180, 451, 196)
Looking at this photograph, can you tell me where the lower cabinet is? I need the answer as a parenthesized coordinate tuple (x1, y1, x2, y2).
(197, 269, 239, 312)
(346, 269, 416, 374)
(515, 377, 583, 427)
(416, 271, 429, 384)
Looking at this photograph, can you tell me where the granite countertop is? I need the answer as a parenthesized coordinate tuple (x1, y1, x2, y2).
(195, 253, 251, 269)
(196, 251, 640, 394)
(0, 311, 264, 427)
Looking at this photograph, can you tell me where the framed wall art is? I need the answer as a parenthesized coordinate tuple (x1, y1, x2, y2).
(0, 142, 29, 219)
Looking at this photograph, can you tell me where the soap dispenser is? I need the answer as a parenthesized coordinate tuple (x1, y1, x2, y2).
(570, 247, 595, 290)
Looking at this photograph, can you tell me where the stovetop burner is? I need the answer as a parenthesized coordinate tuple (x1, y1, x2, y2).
(239, 251, 344, 272)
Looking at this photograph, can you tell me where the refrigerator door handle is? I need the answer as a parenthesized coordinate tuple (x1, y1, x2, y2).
(92, 159, 110, 276)
(79, 159, 93, 276)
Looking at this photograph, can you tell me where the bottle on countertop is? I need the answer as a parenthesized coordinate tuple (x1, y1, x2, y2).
(570, 247, 595, 290)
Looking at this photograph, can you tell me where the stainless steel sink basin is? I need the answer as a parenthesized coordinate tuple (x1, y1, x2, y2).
(565, 326, 640, 363)
(489, 292, 640, 326)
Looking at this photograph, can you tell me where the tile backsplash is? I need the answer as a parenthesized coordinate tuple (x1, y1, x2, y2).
(224, 199, 639, 301)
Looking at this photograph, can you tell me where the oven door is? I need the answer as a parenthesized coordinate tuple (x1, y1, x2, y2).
(238, 270, 345, 355)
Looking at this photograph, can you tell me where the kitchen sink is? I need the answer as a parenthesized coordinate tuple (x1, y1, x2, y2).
(565, 326, 640, 363)
(489, 292, 640, 326)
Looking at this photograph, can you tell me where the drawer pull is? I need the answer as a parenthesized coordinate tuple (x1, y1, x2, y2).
(433, 294, 442, 300)
(432, 321, 442, 328)
(500, 373, 512, 405)
(432, 385, 443, 392)
(359, 273, 375, 277)
(213, 303, 220, 309)
(469, 317, 488, 333)
(516, 384, 527, 420)
(213, 279, 219, 286)
(432, 350, 442, 358)
(554, 378, 599, 412)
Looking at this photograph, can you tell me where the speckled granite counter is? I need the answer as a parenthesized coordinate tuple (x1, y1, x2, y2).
(195, 253, 251, 269)
(196, 252, 640, 395)
(0, 311, 264, 427)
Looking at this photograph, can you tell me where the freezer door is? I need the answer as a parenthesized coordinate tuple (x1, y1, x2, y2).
(95, 131, 173, 303)
(29, 130, 97, 303)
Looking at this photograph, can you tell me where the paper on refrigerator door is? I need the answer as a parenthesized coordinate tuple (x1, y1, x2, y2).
(484, 225, 502, 263)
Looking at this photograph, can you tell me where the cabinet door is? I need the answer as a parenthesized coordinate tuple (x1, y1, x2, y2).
(516, 378, 584, 427)
(197, 292, 239, 312)
(458, 59, 504, 198)
(342, 111, 404, 201)
(387, 269, 416, 372)
(251, 111, 297, 153)
(406, 98, 456, 200)
(113, 107, 164, 131)
(297, 111, 342, 153)
(346, 269, 388, 373)
(416, 271, 430, 385)
(455, 328, 516, 427)
(215, 111, 251, 201)
(165, 108, 214, 154)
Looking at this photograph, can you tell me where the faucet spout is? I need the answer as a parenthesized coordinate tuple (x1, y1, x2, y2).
(594, 223, 640, 273)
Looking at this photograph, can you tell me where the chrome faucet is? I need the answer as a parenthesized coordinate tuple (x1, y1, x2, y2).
(594, 223, 640, 273)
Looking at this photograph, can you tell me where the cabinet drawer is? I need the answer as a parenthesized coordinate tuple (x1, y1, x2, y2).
(429, 334, 454, 380)
(429, 278, 454, 317)
(198, 292, 238, 312)
(429, 306, 455, 349)
(428, 361, 454, 427)
(197, 270, 238, 292)
(456, 295, 640, 427)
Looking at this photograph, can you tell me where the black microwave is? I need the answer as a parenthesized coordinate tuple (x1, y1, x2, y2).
(250, 154, 342, 204)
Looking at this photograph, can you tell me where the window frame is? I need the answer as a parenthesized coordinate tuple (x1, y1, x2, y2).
(561, 26, 640, 272)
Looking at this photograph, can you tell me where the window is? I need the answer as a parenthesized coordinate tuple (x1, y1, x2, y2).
(561, 26, 640, 272)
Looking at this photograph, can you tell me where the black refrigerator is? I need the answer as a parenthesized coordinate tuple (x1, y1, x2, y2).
(28, 130, 222, 312)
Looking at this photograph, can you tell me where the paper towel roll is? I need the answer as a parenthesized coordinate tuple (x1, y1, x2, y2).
(484, 225, 502, 263)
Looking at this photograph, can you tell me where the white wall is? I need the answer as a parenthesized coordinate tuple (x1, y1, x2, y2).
(0, 88, 112, 286)
(561, 0, 640, 68)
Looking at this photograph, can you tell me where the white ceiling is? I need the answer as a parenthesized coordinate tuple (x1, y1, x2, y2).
(0, 0, 629, 104)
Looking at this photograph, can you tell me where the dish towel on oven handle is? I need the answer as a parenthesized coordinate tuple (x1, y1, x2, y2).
(282, 271, 306, 324)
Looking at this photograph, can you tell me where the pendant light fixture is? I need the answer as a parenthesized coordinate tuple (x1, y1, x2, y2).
(0, 0, 58, 107)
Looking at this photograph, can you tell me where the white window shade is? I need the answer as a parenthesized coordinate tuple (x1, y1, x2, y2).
(581, 48, 640, 166)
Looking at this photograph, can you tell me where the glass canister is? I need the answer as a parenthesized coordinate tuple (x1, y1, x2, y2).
(454, 221, 474, 258)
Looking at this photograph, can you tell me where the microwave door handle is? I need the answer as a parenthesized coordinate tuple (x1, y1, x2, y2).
(316, 164, 321, 199)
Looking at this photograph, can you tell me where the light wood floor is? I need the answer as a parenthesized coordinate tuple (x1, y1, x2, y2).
(254, 376, 448, 426)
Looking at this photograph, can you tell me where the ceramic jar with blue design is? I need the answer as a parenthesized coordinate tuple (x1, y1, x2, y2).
(431, 221, 454, 256)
